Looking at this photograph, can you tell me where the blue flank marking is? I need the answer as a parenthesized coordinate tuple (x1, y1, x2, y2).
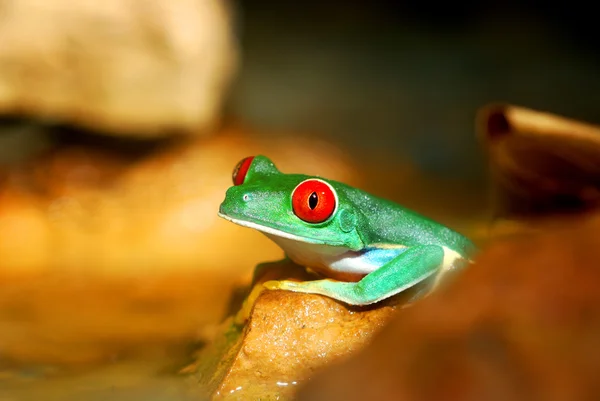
(359, 247, 406, 267)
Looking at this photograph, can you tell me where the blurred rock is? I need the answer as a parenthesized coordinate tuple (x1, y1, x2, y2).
(0, 120, 53, 164)
(478, 104, 600, 217)
(193, 259, 417, 400)
(296, 212, 600, 401)
(0, 0, 237, 137)
(0, 126, 357, 276)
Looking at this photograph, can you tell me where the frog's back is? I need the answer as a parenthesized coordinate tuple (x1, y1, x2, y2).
(341, 185, 476, 257)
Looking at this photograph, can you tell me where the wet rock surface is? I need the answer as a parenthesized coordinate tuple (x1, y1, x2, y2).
(193, 261, 418, 400)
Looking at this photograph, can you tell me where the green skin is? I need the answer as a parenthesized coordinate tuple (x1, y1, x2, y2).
(218, 155, 476, 306)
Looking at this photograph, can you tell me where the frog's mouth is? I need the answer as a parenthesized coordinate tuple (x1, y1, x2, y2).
(218, 212, 343, 245)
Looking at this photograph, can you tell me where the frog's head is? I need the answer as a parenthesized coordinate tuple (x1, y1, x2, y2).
(218, 155, 364, 250)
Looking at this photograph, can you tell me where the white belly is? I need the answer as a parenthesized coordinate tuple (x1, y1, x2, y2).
(264, 234, 406, 277)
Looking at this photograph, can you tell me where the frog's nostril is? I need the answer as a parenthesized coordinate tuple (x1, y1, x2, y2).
(242, 194, 250, 202)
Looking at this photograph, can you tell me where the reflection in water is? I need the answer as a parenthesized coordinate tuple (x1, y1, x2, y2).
(1, 353, 206, 401)
(0, 273, 231, 401)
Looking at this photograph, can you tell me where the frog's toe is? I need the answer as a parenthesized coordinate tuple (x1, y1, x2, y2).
(263, 280, 282, 290)
(263, 279, 300, 291)
(262, 280, 278, 290)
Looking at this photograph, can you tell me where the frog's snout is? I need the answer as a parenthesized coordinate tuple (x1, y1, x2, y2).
(219, 186, 251, 217)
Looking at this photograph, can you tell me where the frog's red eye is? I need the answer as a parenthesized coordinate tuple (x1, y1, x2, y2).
(232, 156, 255, 186)
(292, 179, 337, 223)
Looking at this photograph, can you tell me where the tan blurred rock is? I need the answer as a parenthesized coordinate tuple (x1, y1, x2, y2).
(193, 259, 414, 401)
(0, 0, 237, 136)
(296, 212, 600, 401)
(0, 126, 358, 276)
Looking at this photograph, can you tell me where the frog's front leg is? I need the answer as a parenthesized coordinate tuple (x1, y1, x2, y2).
(264, 245, 445, 306)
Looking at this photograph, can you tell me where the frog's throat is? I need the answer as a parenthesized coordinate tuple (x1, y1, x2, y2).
(218, 213, 344, 246)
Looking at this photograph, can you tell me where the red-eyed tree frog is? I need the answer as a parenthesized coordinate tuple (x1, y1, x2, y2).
(218, 155, 476, 306)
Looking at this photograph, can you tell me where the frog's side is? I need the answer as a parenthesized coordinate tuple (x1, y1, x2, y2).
(218, 155, 476, 306)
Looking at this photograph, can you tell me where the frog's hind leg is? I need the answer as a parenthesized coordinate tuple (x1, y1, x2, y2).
(264, 244, 445, 306)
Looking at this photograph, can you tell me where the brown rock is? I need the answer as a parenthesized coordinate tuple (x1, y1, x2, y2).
(296, 213, 600, 401)
(0, 0, 237, 136)
(193, 260, 418, 400)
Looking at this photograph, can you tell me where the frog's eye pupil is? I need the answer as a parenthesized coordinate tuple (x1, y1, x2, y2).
(232, 156, 255, 186)
(292, 179, 337, 223)
(308, 192, 318, 209)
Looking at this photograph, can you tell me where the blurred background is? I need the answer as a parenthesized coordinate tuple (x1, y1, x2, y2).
(231, 0, 600, 180)
(0, 1, 599, 399)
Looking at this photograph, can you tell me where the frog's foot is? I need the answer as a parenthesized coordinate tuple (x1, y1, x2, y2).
(264, 279, 373, 306)
(264, 245, 446, 306)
